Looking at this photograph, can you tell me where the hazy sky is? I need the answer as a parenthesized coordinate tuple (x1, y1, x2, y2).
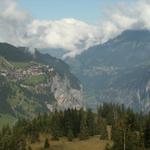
(19, 0, 135, 23)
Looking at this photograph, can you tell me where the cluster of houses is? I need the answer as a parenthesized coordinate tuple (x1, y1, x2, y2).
(0, 61, 54, 82)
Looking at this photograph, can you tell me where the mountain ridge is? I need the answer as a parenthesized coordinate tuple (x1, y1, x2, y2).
(66, 29, 150, 112)
(0, 43, 83, 126)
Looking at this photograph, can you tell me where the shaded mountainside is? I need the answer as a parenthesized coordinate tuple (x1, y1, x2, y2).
(39, 48, 66, 59)
(66, 30, 150, 112)
(0, 43, 83, 125)
(0, 43, 80, 89)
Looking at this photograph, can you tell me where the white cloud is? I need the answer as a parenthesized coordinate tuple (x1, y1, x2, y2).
(1, 0, 150, 57)
(0, 0, 31, 46)
(26, 19, 101, 56)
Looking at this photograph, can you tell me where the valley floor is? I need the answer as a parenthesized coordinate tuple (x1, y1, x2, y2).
(29, 134, 112, 150)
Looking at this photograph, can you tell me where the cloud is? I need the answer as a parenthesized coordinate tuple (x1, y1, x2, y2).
(0, 0, 31, 46)
(1, 0, 150, 58)
(26, 19, 101, 57)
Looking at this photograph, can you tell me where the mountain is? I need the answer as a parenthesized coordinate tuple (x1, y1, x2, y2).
(0, 43, 83, 125)
(39, 48, 66, 59)
(66, 30, 150, 112)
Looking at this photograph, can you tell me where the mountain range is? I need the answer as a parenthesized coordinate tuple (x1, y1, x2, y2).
(1, 29, 150, 125)
(66, 30, 150, 112)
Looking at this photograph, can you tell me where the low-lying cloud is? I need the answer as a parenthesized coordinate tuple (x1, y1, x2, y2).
(1, 0, 150, 58)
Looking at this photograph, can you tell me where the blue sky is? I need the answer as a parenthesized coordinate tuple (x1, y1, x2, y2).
(19, 0, 135, 23)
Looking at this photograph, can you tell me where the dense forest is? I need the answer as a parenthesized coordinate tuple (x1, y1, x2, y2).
(0, 103, 150, 150)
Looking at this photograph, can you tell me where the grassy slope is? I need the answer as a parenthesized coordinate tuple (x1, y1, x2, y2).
(0, 114, 16, 129)
(29, 134, 112, 150)
(11, 62, 29, 69)
(24, 74, 46, 86)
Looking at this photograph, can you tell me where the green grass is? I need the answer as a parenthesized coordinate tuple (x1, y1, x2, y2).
(11, 62, 29, 69)
(20, 99, 42, 113)
(0, 114, 16, 129)
(7, 91, 42, 117)
(0, 57, 13, 69)
(24, 74, 46, 85)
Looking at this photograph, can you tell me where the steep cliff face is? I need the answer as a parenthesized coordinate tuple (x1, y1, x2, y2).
(97, 87, 150, 113)
(51, 75, 83, 110)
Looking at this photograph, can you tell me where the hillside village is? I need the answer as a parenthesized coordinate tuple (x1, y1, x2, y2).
(0, 57, 55, 89)
(0, 53, 83, 117)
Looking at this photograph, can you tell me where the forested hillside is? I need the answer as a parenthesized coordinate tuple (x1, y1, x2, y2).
(0, 43, 83, 127)
(0, 104, 149, 150)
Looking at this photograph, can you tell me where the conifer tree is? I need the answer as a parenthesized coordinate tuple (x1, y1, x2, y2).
(51, 110, 61, 140)
(44, 138, 50, 149)
(111, 118, 140, 150)
(144, 115, 150, 148)
(79, 110, 89, 140)
(67, 128, 74, 141)
(97, 117, 107, 140)
(28, 146, 32, 150)
(87, 109, 95, 136)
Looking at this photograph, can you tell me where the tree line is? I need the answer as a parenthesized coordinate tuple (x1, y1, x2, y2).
(1, 103, 150, 150)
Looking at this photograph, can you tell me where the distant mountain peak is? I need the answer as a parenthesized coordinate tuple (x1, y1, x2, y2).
(66, 29, 150, 112)
(113, 29, 150, 42)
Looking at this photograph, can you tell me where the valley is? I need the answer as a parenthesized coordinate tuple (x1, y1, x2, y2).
(66, 30, 150, 112)
(1, 0, 150, 150)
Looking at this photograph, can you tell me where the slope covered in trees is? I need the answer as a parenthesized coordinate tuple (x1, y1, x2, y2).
(0, 103, 150, 150)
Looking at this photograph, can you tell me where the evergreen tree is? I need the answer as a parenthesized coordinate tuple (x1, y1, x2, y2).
(51, 110, 61, 140)
(125, 108, 137, 131)
(44, 138, 50, 149)
(87, 109, 95, 136)
(67, 128, 74, 141)
(79, 110, 89, 140)
(28, 146, 32, 150)
(72, 109, 80, 137)
(144, 115, 150, 148)
(96, 116, 107, 140)
(111, 119, 140, 150)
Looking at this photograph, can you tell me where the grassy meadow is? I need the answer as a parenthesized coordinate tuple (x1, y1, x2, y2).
(29, 134, 112, 150)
